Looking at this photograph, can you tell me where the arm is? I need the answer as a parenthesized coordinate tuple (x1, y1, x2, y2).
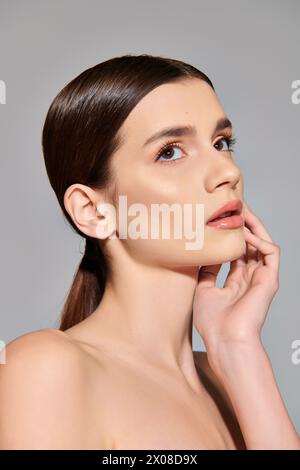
(0, 330, 104, 449)
(209, 338, 300, 450)
(194, 351, 247, 450)
(193, 204, 300, 450)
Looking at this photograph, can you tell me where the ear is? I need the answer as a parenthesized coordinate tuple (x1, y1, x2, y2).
(63, 183, 116, 240)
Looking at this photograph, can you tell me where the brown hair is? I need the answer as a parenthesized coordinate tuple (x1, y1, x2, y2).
(41, 53, 215, 331)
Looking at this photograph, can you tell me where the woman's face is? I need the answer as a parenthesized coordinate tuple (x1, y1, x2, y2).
(108, 77, 246, 267)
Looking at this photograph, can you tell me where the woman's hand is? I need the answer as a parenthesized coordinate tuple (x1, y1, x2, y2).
(193, 205, 300, 450)
(193, 203, 280, 367)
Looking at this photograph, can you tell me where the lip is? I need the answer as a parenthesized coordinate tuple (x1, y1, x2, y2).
(206, 199, 244, 229)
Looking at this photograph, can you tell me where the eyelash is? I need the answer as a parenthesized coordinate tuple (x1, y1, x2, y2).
(154, 135, 237, 165)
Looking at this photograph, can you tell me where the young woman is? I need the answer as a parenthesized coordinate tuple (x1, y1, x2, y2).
(0, 54, 299, 450)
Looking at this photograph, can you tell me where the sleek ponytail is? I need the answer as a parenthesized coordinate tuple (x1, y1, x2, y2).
(41, 53, 214, 331)
(59, 237, 108, 331)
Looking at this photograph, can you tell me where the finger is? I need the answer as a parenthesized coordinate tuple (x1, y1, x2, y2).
(223, 240, 254, 288)
(243, 203, 260, 262)
(243, 206, 273, 243)
(223, 255, 246, 289)
(243, 203, 274, 262)
(246, 239, 258, 263)
(243, 227, 280, 272)
(244, 227, 260, 263)
(257, 250, 264, 263)
(197, 264, 222, 288)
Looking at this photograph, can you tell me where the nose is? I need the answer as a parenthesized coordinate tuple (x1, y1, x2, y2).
(204, 155, 242, 193)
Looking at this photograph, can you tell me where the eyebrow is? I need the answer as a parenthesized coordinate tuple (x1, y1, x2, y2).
(143, 116, 233, 147)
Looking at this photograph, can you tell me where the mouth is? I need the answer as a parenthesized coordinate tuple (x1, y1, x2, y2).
(206, 199, 244, 229)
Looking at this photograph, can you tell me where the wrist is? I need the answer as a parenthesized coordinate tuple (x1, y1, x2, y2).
(205, 335, 267, 379)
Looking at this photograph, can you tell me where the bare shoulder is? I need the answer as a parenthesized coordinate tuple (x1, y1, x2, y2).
(3, 327, 80, 360)
(0, 328, 107, 449)
(1, 328, 87, 383)
(193, 350, 247, 450)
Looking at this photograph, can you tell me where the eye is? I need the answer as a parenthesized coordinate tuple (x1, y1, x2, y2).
(214, 135, 237, 152)
(154, 141, 186, 164)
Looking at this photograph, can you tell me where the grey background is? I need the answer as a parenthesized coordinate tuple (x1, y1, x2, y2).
(0, 0, 299, 433)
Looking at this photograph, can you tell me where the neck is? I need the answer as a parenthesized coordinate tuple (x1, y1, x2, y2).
(86, 249, 202, 387)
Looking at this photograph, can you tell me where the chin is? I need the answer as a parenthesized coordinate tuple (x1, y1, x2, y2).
(219, 237, 247, 263)
(200, 230, 247, 265)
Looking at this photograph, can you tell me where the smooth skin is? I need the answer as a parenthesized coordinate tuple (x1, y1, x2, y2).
(195, 205, 300, 449)
(0, 78, 299, 449)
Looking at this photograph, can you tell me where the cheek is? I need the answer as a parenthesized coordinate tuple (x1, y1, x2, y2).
(113, 162, 210, 265)
(114, 188, 208, 267)
(112, 161, 245, 267)
(115, 164, 190, 208)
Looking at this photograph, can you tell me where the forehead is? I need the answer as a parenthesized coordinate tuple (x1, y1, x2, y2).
(119, 78, 225, 146)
